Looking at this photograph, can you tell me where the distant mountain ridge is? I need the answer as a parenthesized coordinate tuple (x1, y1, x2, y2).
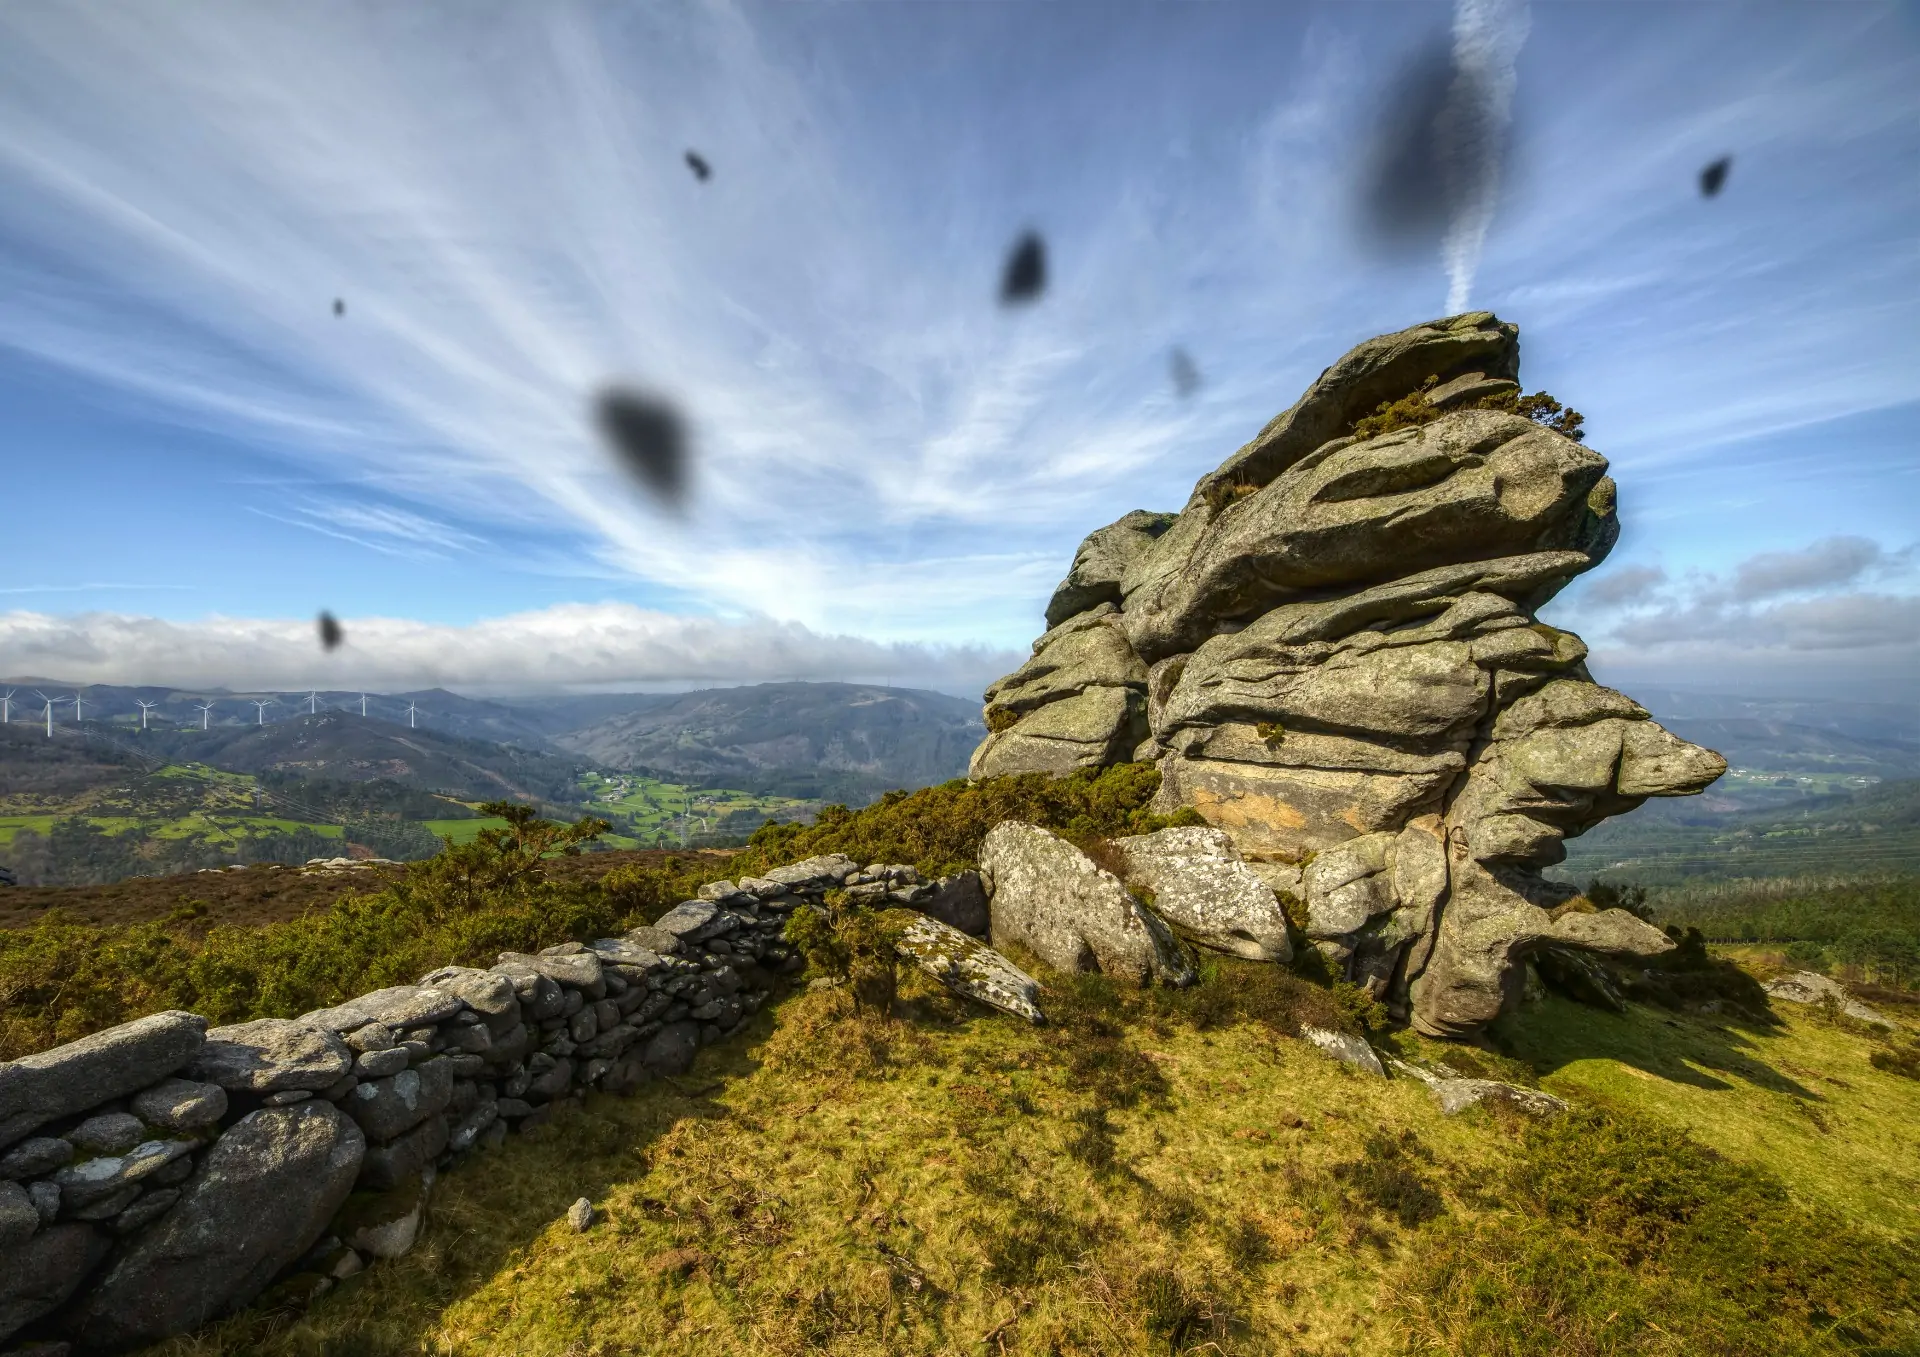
(1, 680, 985, 806)
(547, 682, 983, 802)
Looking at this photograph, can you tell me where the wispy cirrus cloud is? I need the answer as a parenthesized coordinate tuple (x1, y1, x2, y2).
(0, 1, 1915, 693)
(249, 500, 487, 561)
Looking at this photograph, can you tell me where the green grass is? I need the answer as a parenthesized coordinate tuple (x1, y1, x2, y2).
(0, 815, 58, 845)
(574, 770, 815, 845)
(145, 968, 1919, 1357)
(0, 813, 330, 846)
(140, 814, 344, 845)
(422, 816, 513, 845)
(149, 761, 255, 786)
(1492, 996, 1920, 1236)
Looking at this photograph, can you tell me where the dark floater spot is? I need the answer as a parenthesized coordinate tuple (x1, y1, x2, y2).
(596, 388, 688, 507)
(1699, 155, 1731, 198)
(332, 298, 345, 316)
(1170, 347, 1201, 398)
(685, 150, 711, 182)
(317, 611, 344, 650)
(1000, 231, 1047, 304)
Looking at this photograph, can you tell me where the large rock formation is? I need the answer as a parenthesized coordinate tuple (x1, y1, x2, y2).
(970, 314, 1726, 1037)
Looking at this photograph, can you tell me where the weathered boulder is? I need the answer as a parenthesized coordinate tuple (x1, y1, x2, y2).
(884, 910, 1045, 1023)
(1431, 1078, 1568, 1117)
(1126, 410, 1612, 663)
(1110, 826, 1292, 962)
(647, 903, 728, 945)
(970, 684, 1147, 780)
(967, 314, 1727, 1038)
(1189, 313, 1522, 512)
(0, 1180, 37, 1247)
(1762, 971, 1893, 1028)
(129, 1079, 227, 1134)
(0, 1223, 109, 1344)
(52, 1138, 197, 1212)
(189, 1019, 354, 1094)
(344, 1058, 454, 1143)
(0, 1137, 72, 1181)
(760, 854, 859, 892)
(0, 1012, 207, 1150)
(356, 1113, 448, 1191)
(919, 871, 991, 937)
(70, 1101, 364, 1350)
(67, 1113, 146, 1157)
(495, 947, 605, 998)
(300, 986, 463, 1034)
(640, 1023, 702, 1077)
(1300, 1026, 1385, 1078)
(337, 1175, 428, 1260)
(1045, 511, 1179, 628)
(980, 822, 1193, 986)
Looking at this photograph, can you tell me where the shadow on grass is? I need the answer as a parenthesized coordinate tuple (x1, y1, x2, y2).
(141, 1002, 786, 1357)
(1486, 993, 1821, 1100)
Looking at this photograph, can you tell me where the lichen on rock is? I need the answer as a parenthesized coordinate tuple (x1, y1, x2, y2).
(968, 314, 1726, 1039)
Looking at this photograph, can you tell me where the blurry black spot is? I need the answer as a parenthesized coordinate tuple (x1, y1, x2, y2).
(332, 298, 345, 316)
(317, 611, 344, 650)
(595, 388, 688, 507)
(1000, 231, 1047, 304)
(1170, 347, 1201, 398)
(1358, 33, 1519, 255)
(1358, 39, 1458, 249)
(685, 150, 711, 182)
(1699, 156, 1731, 198)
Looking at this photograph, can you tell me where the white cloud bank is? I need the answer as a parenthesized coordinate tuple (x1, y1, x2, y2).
(1558, 536, 1920, 701)
(0, 605, 1019, 699)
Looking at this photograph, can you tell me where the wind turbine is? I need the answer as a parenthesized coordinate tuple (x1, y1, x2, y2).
(303, 690, 319, 715)
(35, 690, 53, 738)
(358, 693, 368, 717)
(0, 689, 12, 724)
(135, 699, 159, 730)
(194, 701, 216, 730)
(69, 690, 87, 722)
(249, 698, 276, 726)
(404, 702, 418, 729)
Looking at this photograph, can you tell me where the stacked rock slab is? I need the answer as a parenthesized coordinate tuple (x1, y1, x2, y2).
(969, 314, 1727, 1037)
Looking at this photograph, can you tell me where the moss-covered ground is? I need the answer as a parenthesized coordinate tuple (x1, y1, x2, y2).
(151, 964, 1919, 1357)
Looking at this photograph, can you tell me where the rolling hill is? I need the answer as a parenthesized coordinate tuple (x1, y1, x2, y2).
(142, 711, 589, 804)
(546, 681, 983, 802)
(1557, 777, 1920, 884)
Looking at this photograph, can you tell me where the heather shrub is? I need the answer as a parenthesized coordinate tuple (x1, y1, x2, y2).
(731, 762, 1184, 881)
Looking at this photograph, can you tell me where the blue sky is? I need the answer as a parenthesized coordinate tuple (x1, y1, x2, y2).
(0, 1, 1915, 700)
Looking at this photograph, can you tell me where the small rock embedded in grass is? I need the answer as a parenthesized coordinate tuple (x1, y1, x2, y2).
(566, 1197, 593, 1233)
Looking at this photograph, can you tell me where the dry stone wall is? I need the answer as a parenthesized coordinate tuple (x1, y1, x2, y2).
(970, 313, 1729, 1038)
(0, 854, 897, 1354)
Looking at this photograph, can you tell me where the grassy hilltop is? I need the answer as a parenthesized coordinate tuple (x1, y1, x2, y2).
(2, 764, 1916, 1355)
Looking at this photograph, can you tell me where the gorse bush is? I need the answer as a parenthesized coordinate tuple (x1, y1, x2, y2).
(782, 890, 912, 1016)
(0, 807, 694, 1060)
(1349, 374, 1587, 443)
(0, 768, 1195, 1059)
(731, 762, 1187, 881)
